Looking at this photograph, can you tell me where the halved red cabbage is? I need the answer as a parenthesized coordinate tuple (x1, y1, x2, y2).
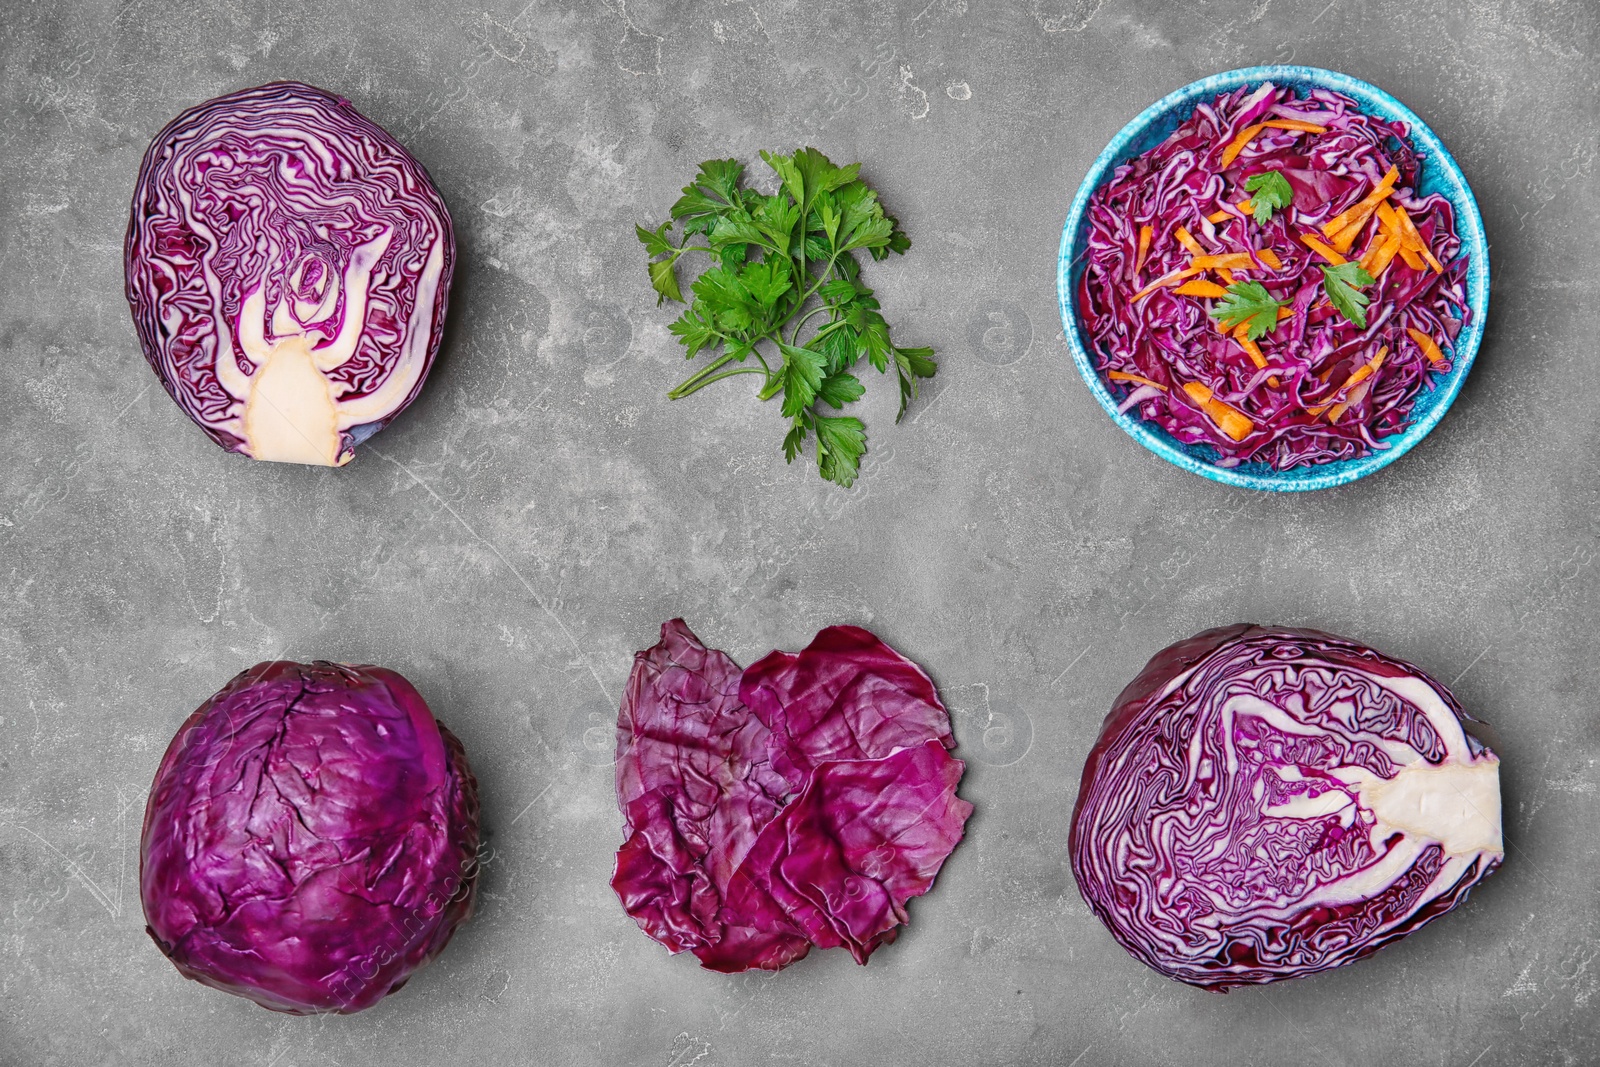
(1070, 625, 1502, 990)
(612, 620, 972, 972)
(140, 661, 479, 1013)
(125, 82, 454, 466)
(1079, 83, 1471, 469)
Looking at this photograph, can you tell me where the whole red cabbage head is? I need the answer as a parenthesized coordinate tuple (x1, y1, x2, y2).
(125, 82, 455, 466)
(140, 661, 480, 1013)
(1070, 625, 1502, 990)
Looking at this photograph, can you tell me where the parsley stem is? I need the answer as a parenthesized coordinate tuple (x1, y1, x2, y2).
(789, 304, 834, 346)
(668, 352, 740, 398)
(668, 366, 768, 398)
(667, 335, 780, 399)
(786, 253, 844, 345)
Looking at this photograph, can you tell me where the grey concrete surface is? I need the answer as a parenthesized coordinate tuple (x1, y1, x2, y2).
(2, 0, 1597, 1063)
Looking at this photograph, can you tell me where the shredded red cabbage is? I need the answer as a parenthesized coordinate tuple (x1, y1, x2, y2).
(611, 620, 972, 973)
(1079, 83, 1471, 469)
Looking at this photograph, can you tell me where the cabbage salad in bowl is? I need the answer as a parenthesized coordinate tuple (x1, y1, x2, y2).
(1077, 81, 1471, 471)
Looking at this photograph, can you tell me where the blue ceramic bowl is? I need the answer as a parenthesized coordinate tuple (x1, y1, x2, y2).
(1057, 66, 1489, 491)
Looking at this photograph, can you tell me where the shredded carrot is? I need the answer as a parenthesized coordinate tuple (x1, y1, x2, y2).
(1108, 371, 1168, 390)
(1182, 381, 1254, 441)
(1326, 380, 1372, 424)
(1277, 306, 1293, 320)
(1299, 233, 1347, 265)
(1231, 326, 1282, 387)
(1132, 266, 1203, 301)
(1362, 231, 1404, 277)
(1321, 166, 1399, 239)
(1220, 120, 1326, 168)
(1329, 214, 1372, 255)
(1232, 326, 1268, 369)
(1174, 279, 1230, 298)
(1354, 229, 1383, 264)
(1407, 327, 1446, 366)
(1206, 199, 1255, 225)
(1187, 251, 1278, 272)
(1134, 224, 1153, 276)
(1219, 123, 1266, 169)
(1309, 346, 1388, 417)
(1384, 201, 1422, 249)
(1176, 228, 1245, 283)
(1387, 203, 1444, 273)
(1352, 344, 1388, 385)
(1262, 119, 1328, 134)
(1377, 202, 1426, 270)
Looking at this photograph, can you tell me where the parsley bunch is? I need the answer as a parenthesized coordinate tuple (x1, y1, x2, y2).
(637, 148, 936, 487)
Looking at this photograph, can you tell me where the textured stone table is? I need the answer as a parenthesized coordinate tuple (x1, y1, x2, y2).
(3, 1, 1596, 1064)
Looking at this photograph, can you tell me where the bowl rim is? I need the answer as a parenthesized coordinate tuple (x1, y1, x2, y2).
(1056, 65, 1490, 492)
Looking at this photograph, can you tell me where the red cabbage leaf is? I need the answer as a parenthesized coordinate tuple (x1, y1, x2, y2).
(612, 620, 972, 972)
(741, 623, 957, 781)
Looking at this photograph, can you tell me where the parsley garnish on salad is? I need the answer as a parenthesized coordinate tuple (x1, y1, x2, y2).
(1243, 170, 1294, 224)
(1319, 262, 1376, 329)
(1209, 281, 1290, 341)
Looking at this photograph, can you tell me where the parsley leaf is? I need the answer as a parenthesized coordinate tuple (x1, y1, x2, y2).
(739, 259, 793, 309)
(819, 278, 859, 306)
(1320, 262, 1376, 327)
(642, 147, 931, 486)
(669, 159, 747, 237)
(814, 415, 866, 487)
(1209, 281, 1289, 341)
(893, 346, 938, 421)
(1243, 170, 1294, 224)
(646, 257, 684, 306)
(817, 371, 865, 409)
(708, 214, 770, 251)
(635, 221, 675, 258)
(667, 306, 717, 359)
(782, 419, 808, 464)
(776, 342, 826, 418)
